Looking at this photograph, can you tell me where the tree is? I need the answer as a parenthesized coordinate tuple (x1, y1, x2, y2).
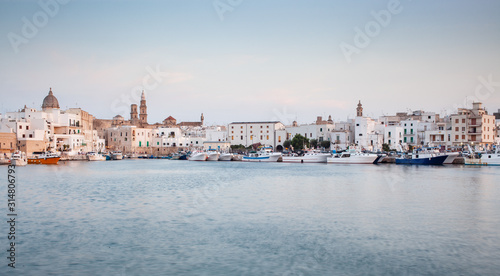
(310, 139, 318, 149)
(291, 134, 309, 150)
(283, 140, 292, 149)
(320, 141, 331, 149)
(382, 143, 391, 152)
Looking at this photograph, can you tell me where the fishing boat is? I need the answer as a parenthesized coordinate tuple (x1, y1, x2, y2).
(189, 151, 207, 161)
(87, 151, 106, 161)
(10, 151, 27, 166)
(111, 151, 123, 160)
(242, 147, 281, 162)
(282, 150, 330, 163)
(231, 154, 243, 161)
(206, 150, 220, 161)
(219, 153, 233, 161)
(395, 152, 447, 165)
(464, 146, 500, 166)
(327, 149, 381, 164)
(28, 152, 60, 165)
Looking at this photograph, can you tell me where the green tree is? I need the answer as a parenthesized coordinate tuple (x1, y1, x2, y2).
(382, 143, 391, 152)
(291, 134, 309, 150)
(283, 140, 292, 149)
(310, 139, 318, 149)
(320, 141, 331, 149)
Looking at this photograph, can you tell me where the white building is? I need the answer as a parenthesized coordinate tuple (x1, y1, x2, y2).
(228, 121, 285, 149)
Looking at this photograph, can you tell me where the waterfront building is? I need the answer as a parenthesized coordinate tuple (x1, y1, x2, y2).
(286, 116, 335, 144)
(0, 89, 100, 154)
(228, 121, 285, 149)
(450, 102, 496, 150)
(354, 101, 383, 151)
(106, 126, 152, 154)
(203, 141, 231, 151)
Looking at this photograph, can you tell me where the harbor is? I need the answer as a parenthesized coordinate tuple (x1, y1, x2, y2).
(3, 159, 499, 275)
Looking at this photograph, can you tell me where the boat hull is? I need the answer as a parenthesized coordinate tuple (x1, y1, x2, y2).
(242, 155, 281, 162)
(87, 154, 106, 161)
(395, 155, 447, 165)
(282, 155, 328, 163)
(443, 152, 459, 164)
(327, 155, 379, 164)
(27, 157, 60, 165)
(189, 153, 207, 161)
(465, 156, 500, 166)
(219, 154, 233, 161)
(206, 153, 220, 161)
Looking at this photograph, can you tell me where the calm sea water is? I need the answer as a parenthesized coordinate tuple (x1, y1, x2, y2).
(2, 160, 500, 275)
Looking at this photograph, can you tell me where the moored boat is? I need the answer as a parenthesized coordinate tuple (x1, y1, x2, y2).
(87, 151, 106, 161)
(219, 153, 233, 161)
(395, 153, 447, 165)
(327, 149, 380, 164)
(11, 151, 27, 166)
(242, 147, 281, 162)
(282, 150, 330, 163)
(189, 151, 208, 161)
(28, 152, 60, 165)
(111, 151, 123, 160)
(206, 150, 220, 161)
(464, 146, 500, 166)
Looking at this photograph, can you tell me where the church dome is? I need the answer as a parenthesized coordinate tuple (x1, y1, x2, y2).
(42, 88, 60, 109)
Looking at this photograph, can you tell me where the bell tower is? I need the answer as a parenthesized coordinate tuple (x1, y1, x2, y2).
(139, 90, 147, 124)
(356, 100, 363, 117)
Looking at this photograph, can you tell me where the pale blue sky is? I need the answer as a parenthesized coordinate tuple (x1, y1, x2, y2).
(1, 0, 500, 125)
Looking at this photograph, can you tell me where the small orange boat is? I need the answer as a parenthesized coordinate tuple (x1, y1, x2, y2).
(28, 152, 61, 165)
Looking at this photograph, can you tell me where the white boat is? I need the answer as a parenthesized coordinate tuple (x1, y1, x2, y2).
(10, 151, 27, 166)
(282, 151, 330, 163)
(111, 151, 123, 160)
(87, 152, 106, 161)
(219, 153, 233, 161)
(327, 149, 380, 164)
(465, 146, 500, 166)
(189, 151, 207, 161)
(242, 147, 281, 162)
(206, 150, 220, 161)
(1, 154, 11, 165)
(231, 154, 243, 161)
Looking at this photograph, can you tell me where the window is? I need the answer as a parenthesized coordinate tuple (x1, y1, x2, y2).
(240, 126, 243, 129)
(388, 132, 391, 138)
(278, 136, 281, 143)
(260, 126, 263, 128)
(359, 134, 362, 136)
(455, 127, 458, 131)
(267, 126, 269, 128)
(404, 137, 407, 143)
(462, 119, 465, 123)
(125, 138, 127, 141)
(267, 135, 269, 140)
(455, 119, 459, 124)
(241, 136, 243, 140)
(455, 135, 458, 140)
(231, 136, 234, 140)
(196, 141, 198, 144)
(320, 128, 323, 132)
(356, 124, 359, 126)
(260, 135, 263, 140)
(250, 135, 253, 140)
(26, 126, 29, 130)
(250, 126, 253, 128)
(29, 134, 32, 138)
(462, 127, 465, 131)
(404, 129, 407, 134)
(410, 137, 413, 143)
(157, 142, 159, 145)
(410, 129, 413, 134)
(462, 135, 465, 139)
(19, 126, 22, 129)
(22, 134, 25, 138)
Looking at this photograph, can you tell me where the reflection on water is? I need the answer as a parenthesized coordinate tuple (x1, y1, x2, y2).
(2, 160, 499, 275)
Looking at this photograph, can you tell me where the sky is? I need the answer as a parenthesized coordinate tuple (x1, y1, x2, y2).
(1, 0, 500, 126)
